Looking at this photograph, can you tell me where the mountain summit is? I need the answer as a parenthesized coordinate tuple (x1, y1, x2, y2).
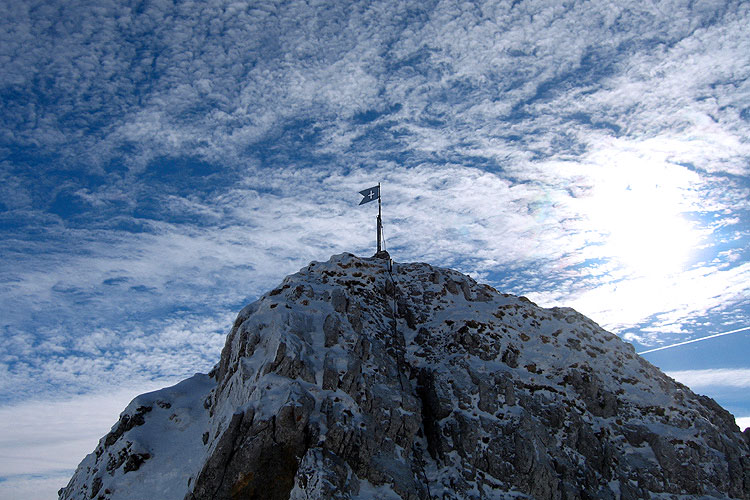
(60, 253, 750, 499)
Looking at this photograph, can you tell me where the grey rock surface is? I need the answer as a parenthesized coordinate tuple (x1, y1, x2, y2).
(61, 253, 750, 500)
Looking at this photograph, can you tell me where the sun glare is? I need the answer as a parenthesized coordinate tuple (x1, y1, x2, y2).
(600, 193, 696, 276)
(585, 159, 700, 278)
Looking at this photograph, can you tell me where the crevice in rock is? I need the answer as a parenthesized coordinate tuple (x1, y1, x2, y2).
(416, 368, 446, 462)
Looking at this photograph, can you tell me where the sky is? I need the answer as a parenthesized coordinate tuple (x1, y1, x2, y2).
(1, 0, 749, 497)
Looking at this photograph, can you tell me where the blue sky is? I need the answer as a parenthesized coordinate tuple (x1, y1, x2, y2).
(1, 0, 749, 497)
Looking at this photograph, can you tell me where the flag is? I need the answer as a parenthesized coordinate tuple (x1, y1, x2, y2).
(358, 185, 380, 205)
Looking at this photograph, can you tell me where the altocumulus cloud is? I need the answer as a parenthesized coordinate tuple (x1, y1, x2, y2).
(1, 0, 750, 497)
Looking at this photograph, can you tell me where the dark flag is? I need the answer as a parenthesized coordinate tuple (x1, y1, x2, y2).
(359, 185, 380, 205)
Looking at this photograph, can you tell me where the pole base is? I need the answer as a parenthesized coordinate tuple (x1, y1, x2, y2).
(372, 250, 391, 260)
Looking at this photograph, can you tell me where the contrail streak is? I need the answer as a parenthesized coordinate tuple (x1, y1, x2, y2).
(638, 326, 750, 355)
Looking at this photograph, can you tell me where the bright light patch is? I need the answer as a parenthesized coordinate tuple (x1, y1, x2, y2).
(597, 190, 696, 276)
(583, 149, 701, 278)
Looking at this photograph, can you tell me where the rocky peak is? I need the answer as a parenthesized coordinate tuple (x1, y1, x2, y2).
(60, 253, 750, 500)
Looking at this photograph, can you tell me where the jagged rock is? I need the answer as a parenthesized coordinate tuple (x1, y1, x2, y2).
(103, 406, 151, 448)
(60, 253, 750, 500)
(187, 391, 314, 500)
(289, 447, 360, 499)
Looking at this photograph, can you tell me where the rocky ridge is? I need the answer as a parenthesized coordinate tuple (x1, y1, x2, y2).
(60, 252, 750, 499)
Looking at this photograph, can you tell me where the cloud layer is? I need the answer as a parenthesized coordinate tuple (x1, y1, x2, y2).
(1, 1, 750, 494)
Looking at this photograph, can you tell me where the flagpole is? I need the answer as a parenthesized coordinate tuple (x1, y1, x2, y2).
(377, 182, 382, 253)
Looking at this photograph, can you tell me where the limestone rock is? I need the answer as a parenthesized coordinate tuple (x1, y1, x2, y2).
(60, 253, 750, 500)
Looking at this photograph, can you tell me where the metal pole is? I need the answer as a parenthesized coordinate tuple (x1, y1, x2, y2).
(377, 183, 382, 253)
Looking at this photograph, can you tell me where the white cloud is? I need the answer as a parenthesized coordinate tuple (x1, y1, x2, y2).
(557, 262, 750, 337)
(0, 384, 178, 498)
(0, 473, 71, 500)
(666, 369, 750, 389)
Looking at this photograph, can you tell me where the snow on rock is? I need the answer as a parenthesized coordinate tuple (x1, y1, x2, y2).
(59, 374, 214, 500)
(60, 252, 750, 499)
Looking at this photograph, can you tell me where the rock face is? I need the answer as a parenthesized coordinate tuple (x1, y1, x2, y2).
(60, 253, 750, 500)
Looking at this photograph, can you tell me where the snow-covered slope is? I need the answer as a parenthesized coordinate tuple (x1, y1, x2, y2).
(59, 374, 214, 500)
(60, 253, 750, 499)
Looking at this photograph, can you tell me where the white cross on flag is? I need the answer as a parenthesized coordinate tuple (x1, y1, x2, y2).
(358, 185, 380, 205)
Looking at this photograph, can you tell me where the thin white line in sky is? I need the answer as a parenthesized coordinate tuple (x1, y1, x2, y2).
(638, 326, 750, 355)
